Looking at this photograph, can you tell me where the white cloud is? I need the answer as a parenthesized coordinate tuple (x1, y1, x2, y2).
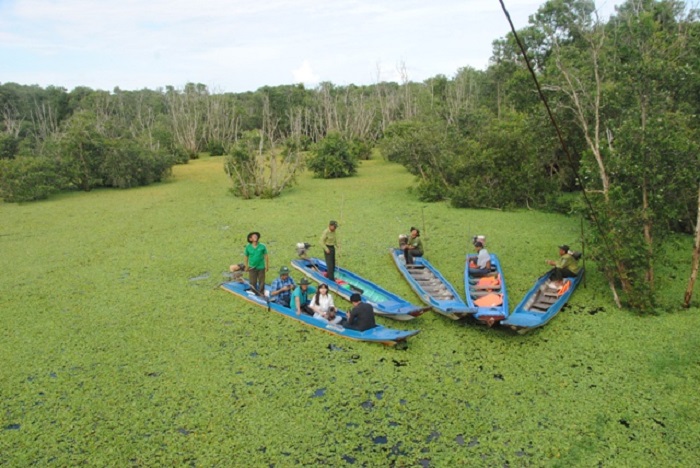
(292, 60, 320, 87)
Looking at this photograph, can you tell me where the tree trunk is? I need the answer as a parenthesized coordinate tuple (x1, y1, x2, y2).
(683, 184, 700, 308)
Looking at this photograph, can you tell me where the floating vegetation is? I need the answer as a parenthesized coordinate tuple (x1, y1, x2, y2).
(1, 157, 699, 465)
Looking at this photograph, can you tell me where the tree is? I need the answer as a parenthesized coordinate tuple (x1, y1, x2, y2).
(307, 132, 357, 179)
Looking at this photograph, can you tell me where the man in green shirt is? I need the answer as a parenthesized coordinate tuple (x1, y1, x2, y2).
(320, 220, 339, 281)
(244, 231, 269, 295)
(546, 244, 580, 282)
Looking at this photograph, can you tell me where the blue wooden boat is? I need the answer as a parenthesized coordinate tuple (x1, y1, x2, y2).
(464, 253, 509, 327)
(389, 248, 474, 320)
(501, 269, 584, 333)
(290, 258, 428, 321)
(220, 280, 420, 346)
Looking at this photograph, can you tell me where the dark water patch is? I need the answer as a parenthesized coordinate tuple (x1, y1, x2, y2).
(426, 431, 440, 443)
(246, 381, 254, 386)
(652, 418, 666, 428)
(145, 372, 160, 378)
(588, 307, 605, 315)
(328, 344, 344, 352)
(4, 424, 20, 431)
(400, 399, 407, 405)
(390, 442, 405, 455)
(389, 421, 399, 427)
(189, 272, 210, 281)
(258, 446, 266, 453)
(494, 373, 504, 381)
(342, 455, 356, 464)
(468, 437, 479, 447)
(515, 450, 527, 457)
(419, 458, 430, 467)
(350, 354, 361, 362)
(27, 375, 36, 382)
(619, 419, 630, 428)
(372, 435, 387, 444)
(455, 434, 465, 446)
(313, 388, 326, 398)
(177, 428, 191, 436)
(361, 400, 374, 410)
(250, 351, 259, 358)
(346, 422, 359, 428)
(49, 372, 57, 379)
(392, 359, 407, 367)
(375, 391, 384, 400)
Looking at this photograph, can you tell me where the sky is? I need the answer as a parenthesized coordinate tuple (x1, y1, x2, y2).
(0, 0, 623, 93)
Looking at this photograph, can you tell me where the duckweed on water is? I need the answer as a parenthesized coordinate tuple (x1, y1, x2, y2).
(1, 157, 699, 465)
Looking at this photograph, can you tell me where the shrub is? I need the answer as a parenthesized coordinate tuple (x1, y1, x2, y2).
(0, 156, 60, 202)
(307, 132, 357, 179)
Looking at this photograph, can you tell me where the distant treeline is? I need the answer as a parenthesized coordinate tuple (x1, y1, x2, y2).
(1, 1, 699, 310)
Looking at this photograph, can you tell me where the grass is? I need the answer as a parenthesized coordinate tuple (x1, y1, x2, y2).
(1, 156, 699, 466)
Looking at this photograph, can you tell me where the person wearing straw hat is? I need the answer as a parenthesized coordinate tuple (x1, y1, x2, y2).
(244, 231, 269, 295)
(269, 266, 296, 307)
(291, 277, 316, 316)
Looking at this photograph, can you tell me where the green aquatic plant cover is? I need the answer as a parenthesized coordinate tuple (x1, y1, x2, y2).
(1, 157, 699, 465)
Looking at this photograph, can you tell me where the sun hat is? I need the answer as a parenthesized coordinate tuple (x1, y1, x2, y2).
(247, 231, 261, 242)
(279, 266, 290, 274)
(559, 245, 570, 252)
(300, 278, 311, 285)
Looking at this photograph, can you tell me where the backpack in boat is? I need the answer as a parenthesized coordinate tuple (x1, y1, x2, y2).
(571, 251, 582, 260)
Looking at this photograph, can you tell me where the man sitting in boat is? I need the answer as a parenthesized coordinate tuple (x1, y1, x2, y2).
(308, 283, 342, 324)
(546, 244, 580, 285)
(292, 277, 316, 316)
(343, 293, 376, 331)
(400, 227, 424, 265)
(269, 266, 296, 307)
(468, 241, 492, 277)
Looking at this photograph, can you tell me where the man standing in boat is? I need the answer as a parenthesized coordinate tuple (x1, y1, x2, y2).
(320, 220, 340, 281)
(244, 231, 269, 295)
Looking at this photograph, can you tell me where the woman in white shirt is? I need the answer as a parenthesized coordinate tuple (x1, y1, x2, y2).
(309, 284, 342, 324)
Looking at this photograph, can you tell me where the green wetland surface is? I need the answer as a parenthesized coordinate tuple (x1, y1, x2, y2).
(1, 157, 699, 466)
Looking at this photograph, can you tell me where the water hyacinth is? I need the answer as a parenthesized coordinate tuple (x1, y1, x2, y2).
(0, 157, 698, 465)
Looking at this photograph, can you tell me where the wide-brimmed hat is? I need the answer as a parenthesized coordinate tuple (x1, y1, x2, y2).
(300, 277, 311, 285)
(350, 293, 362, 302)
(279, 266, 290, 275)
(558, 244, 570, 252)
(247, 231, 261, 242)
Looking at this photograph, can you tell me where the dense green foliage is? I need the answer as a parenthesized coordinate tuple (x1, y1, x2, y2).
(307, 132, 358, 179)
(1, 157, 698, 465)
